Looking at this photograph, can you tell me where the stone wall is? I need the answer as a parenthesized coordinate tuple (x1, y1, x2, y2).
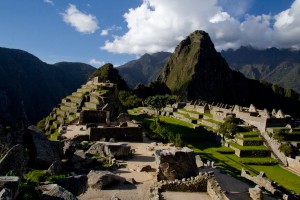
(230, 145, 270, 157)
(236, 138, 263, 146)
(241, 169, 285, 198)
(287, 157, 300, 173)
(157, 173, 208, 192)
(207, 176, 230, 200)
(199, 120, 219, 130)
(89, 127, 143, 142)
(79, 110, 107, 125)
(261, 132, 287, 166)
(235, 112, 267, 132)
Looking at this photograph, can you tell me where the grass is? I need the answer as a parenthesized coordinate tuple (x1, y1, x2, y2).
(229, 142, 269, 150)
(204, 113, 213, 118)
(204, 118, 222, 125)
(235, 137, 262, 141)
(179, 108, 202, 115)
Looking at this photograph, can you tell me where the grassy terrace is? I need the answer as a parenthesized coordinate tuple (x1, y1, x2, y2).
(202, 118, 222, 125)
(235, 137, 262, 141)
(179, 108, 202, 115)
(128, 108, 300, 194)
(229, 142, 269, 150)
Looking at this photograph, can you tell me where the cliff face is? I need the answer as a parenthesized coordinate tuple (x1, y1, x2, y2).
(159, 30, 300, 116)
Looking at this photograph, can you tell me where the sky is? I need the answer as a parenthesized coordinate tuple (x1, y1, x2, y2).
(0, 0, 299, 67)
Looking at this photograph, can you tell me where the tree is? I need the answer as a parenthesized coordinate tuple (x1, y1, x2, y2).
(218, 117, 241, 138)
(118, 90, 142, 109)
(145, 94, 177, 117)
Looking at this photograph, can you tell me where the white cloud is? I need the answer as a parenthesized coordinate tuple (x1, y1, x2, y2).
(89, 59, 105, 67)
(44, 0, 54, 6)
(101, 25, 122, 36)
(61, 4, 99, 34)
(101, 0, 300, 54)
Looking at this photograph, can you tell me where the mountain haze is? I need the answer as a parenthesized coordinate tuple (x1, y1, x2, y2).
(0, 47, 95, 125)
(159, 30, 300, 117)
(118, 52, 171, 88)
(221, 46, 300, 93)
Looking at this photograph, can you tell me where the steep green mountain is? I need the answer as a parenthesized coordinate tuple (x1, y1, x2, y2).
(221, 46, 300, 93)
(0, 47, 95, 125)
(159, 30, 300, 117)
(90, 63, 129, 91)
(118, 52, 171, 88)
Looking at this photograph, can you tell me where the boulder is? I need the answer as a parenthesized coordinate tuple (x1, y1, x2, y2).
(104, 143, 131, 158)
(249, 185, 263, 200)
(63, 140, 81, 158)
(47, 161, 61, 176)
(0, 188, 12, 200)
(155, 147, 198, 181)
(86, 142, 105, 157)
(55, 175, 87, 196)
(71, 150, 86, 164)
(0, 144, 27, 176)
(36, 184, 77, 200)
(87, 170, 125, 190)
(87, 142, 131, 158)
(27, 125, 60, 168)
(0, 176, 20, 199)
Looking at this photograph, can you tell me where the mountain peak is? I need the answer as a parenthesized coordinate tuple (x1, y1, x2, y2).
(158, 30, 300, 117)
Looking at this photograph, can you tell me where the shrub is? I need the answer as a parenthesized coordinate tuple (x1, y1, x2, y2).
(17, 180, 42, 200)
(279, 143, 293, 156)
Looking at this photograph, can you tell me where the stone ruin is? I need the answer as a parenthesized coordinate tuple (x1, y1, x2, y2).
(151, 147, 229, 200)
(155, 147, 198, 181)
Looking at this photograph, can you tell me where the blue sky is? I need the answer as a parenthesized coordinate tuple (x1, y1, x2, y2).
(0, 0, 299, 67)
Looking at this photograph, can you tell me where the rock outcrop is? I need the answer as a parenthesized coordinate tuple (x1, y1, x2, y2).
(26, 125, 60, 168)
(87, 170, 125, 190)
(87, 142, 131, 158)
(36, 184, 77, 200)
(0, 176, 20, 199)
(155, 147, 198, 181)
(0, 144, 27, 176)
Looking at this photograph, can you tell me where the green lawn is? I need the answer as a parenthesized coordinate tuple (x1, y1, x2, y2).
(229, 142, 269, 150)
(128, 110, 300, 194)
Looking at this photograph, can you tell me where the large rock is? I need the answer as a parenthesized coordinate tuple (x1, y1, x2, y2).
(0, 144, 27, 176)
(62, 140, 81, 158)
(104, 143, 131, 158)
(36, 184, 77, 200)
(249, 185, 263, 200)
(155, 147, 198, 181)
(87, 170, 125, 190)
(47, 161, 61, 176)
(0, 188, 12, 200)
(27, 125, 60, 168)
(0, 176, 20, 199)
(87, 142, 131, 158)
(86, 142, 105, 157)
(55, 175, 87, 196)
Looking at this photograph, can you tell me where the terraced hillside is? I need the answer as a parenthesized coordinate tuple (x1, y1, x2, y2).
(43, 79, 124, 139)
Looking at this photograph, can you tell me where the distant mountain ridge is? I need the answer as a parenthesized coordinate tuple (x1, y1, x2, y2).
(221, 46, 300, 93)
(0, 47, 96, 125)
(118, 52, 171, 88)
(159, 30, 300, 117)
